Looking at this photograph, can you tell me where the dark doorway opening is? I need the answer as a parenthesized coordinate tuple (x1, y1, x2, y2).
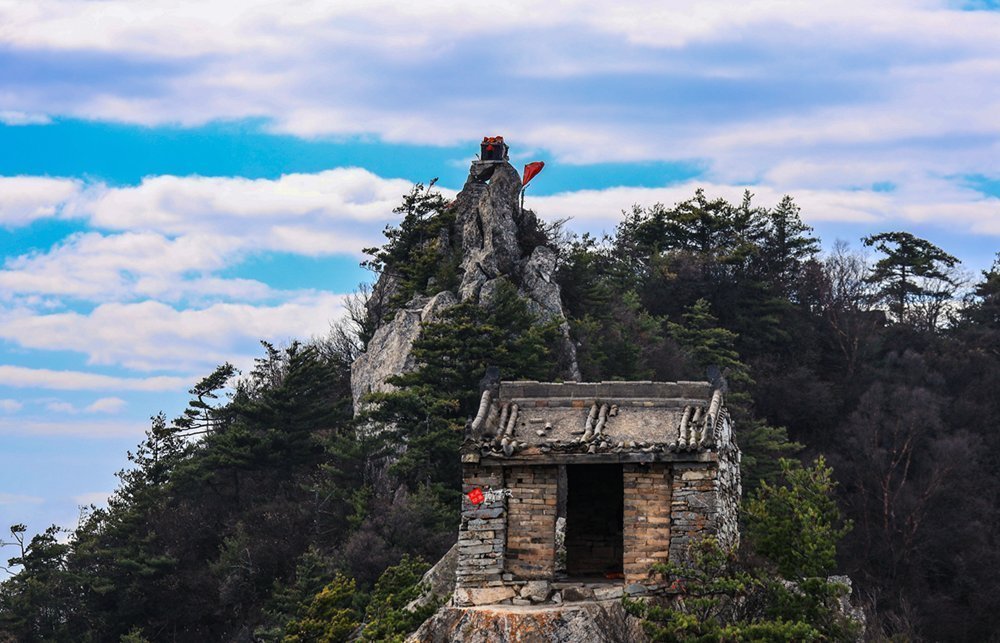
(565, 464, 623, 578)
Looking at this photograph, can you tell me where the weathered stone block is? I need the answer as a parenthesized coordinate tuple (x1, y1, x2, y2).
(593, 585, 625, 600)
(519, 580, 552, 602)
(452, 586, 517, 607)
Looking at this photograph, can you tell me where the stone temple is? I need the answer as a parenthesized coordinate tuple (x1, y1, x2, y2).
(453, 379, 741, 607)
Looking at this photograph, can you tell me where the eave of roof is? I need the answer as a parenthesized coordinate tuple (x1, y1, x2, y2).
(463, 380, 730, 462)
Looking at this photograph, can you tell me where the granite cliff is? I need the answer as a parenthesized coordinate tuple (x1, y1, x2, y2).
(350, 159, 579, 415)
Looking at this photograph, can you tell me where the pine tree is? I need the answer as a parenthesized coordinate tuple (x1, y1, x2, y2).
(863, 231, 959, 327)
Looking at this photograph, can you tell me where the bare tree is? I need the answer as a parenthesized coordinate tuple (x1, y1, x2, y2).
(819, 241, 880, 377)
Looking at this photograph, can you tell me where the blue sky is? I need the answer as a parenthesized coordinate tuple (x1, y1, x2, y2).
(0, 0, 998, 555)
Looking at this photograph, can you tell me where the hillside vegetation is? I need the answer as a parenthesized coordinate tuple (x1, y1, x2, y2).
(2, 185, 998, 641)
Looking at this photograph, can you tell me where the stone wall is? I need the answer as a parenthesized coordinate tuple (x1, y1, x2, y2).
(667, 413, 742, 562)
(504, 465, 558, 579)
(623, 463, 672, 585)
(714, 412, 742, 550)
(670, 463, 719, 563)
(456, 466, 506, 591)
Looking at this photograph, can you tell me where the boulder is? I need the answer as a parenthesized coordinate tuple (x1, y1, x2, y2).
(452, 586, 517, 607)
(518, 580, 552, 602)
(407, 602, 649, 643)
(456, 162, 523, 302)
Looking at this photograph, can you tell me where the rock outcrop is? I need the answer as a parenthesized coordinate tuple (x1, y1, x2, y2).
(351, 159, 579, 414)
(404, 543, 459, 612)
(406, 601, 648, 643)
(350, 154, 585, 640)
(350, 291, 456, 409)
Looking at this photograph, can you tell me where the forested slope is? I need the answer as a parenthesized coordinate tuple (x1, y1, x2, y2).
(2, 185, 998, 641)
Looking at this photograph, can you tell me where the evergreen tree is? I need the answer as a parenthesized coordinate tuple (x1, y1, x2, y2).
(361, 182, 457, 329)
(863, 231, 959, 327)
(745, 457, 852, 578)
(0, 525, 74, 642)
(761, 195, 820, 296)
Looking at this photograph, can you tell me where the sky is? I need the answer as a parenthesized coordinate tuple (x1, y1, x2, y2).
(0, 0, 998, 553)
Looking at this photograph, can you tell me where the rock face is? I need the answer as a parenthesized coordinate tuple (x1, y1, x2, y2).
(455, 162, 523, 302)
(350, 159, 580, 413)
(406, 602, 649, 643)
(350, 291, 456, 409)
(405, 543, 460, 612)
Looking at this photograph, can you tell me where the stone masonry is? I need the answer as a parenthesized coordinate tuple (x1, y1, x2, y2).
(457, 466, 506, 595)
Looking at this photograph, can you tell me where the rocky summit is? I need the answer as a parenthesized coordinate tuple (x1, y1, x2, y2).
(351, 159, 580, 414)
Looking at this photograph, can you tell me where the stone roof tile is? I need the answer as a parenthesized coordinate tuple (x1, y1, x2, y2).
(468, 380, 731, 459)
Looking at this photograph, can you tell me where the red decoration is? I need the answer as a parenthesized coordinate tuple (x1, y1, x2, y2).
(522, 161, 545, 186)
(467, 487, 485, 505)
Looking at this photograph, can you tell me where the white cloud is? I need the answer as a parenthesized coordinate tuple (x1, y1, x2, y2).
(84, 169, 417, 242)
(0, 110, 51, 125)
(85, 397, 127, 414)
(40, 398, 129, 414)
(0, 177, 82, 227)
(0, 294, 346, 372)
(0, 231, 267, 303)
(0, 417, 147, 438)
(0, 169, 425, 304)
(0, 492, 44, 505)
(531, 180, 966, 232)
(0, 2, 995, 243)
(0, 399, 22, 412)
(0, 0, 996, 169)
(45, 401, 77, 414)
(0, 365, 189, 391)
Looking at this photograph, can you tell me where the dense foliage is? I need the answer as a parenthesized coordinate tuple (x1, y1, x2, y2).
(628, 458, 858, 642)
(2, 184, 997, 641)
(553, 193, 998, 640)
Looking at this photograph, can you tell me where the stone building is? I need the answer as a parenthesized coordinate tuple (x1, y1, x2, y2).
(453, 379, 741, 607)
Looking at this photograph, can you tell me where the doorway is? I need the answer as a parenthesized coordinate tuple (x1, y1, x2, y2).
(564, 464, 624, 578)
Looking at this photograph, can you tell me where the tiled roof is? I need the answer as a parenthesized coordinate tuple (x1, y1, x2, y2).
(465, 380, 731, 459)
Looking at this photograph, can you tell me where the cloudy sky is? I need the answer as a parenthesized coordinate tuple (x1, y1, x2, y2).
(1, 0, 998, 545)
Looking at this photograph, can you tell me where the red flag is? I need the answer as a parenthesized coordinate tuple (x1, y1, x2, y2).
(522, 161, 545, 186)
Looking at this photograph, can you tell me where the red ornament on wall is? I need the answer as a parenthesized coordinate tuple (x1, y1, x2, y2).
(467, 487, 485, 505)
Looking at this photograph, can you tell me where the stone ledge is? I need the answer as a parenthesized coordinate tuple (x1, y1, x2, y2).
(408, 601, 650, 642)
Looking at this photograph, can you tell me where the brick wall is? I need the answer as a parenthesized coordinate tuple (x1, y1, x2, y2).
(456, 465, 506, 588)
(504, 465, 558, 579)
(622, 463, 671, 584)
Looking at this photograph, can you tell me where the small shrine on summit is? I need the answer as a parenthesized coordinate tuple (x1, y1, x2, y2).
(454, 379, 741, 607)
